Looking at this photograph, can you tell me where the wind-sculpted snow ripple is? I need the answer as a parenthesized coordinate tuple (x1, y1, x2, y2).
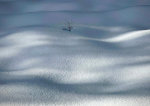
(0, 27, 150, 105)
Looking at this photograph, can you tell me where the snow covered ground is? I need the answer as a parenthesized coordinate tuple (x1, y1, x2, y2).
(0, 0, 150, 106)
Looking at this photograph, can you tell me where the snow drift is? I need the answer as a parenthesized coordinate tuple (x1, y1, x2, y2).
(0, 1, 150, 106)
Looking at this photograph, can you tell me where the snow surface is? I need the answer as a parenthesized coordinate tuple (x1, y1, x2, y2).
(0, 1, 150, 106)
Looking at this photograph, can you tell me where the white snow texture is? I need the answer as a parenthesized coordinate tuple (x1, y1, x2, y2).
(0, 0, 150, 106)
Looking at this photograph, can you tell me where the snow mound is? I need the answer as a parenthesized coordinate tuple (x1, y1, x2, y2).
(102, 29, 150, 42)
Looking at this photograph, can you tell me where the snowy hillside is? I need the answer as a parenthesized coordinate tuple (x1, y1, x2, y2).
(0, 6, 150, 30)
(0, 0, 150, 106)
